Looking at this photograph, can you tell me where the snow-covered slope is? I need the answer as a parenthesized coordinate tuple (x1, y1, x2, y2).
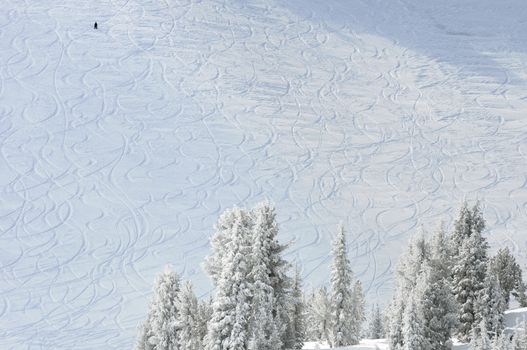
(2, 0, 527, 348)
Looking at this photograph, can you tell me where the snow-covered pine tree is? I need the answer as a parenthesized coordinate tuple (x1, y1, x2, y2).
(309, 287, 333, 346)
(204, 208, 239, 286)
(330, 224, 358, 347)
(305, 291, 318, 342)
(450, 202, 485, 261)
(402, 287, 429, 350)
(197, 297, 213, 346)
(516, 282, 527, 308)
(488, 247, 526, 308)
(470, 318, 492, 350)
(136, 314, 154, 350)
(352, 279, 366, 342)
(247, 204, 280, 350)
(368, 304, 385, 339)
(204, 208, 253, 350)
(176, 281, 201, 350)
(135, 266, 181, 350)
(419, 260, 458, 350)
(284, 266, 306, 350)
(251, 203, 292, 349)
(430, 225, 452, 281)
(475, 271, 506, 339)
(452, 228, 489, 342)
(387, 232, 430, 349)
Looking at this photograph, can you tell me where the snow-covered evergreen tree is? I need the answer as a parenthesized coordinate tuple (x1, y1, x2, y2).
(204, 209, 253, 350)
(330, 224, 358, 347)
(308, 287, 333, 346)
(387, 233, 430, 349)
(250, 203, 292, 350)
(197, 297, 213, 346)
(488, 247, 526, 308)
(176, 281, 201, 350)
(419, 260, 458, 350)
(305, 291, 318, 341)
(470, 318, 492, 350)
(204, 208, 240, 286)
(517, 282, 527, 308)
(136, 314, 154, 350)
(475, 271, 506, 339)
(368, 304, 385, 339)
(450, 202, 485, 259)
(284, 266, 306, 350)
(452, 228, 489, 342)
(402, 288, 429, 350)
(430, 225, 452, 281)
(247, 204, 281, 350)
(388, 290, 405, 350)
(352, 279, 366, 342)
(135, 266, 181, 350)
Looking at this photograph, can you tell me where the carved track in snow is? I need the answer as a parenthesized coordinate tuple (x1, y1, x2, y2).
(1, 0, 527, 348)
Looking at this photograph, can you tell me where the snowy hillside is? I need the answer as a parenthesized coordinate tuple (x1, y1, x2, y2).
(2, 0, 527, 348)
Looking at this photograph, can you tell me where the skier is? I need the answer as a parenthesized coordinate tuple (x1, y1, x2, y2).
(94, 22, 98, 29)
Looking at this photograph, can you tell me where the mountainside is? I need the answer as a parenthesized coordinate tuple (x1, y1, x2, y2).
(2, 0, 527, 348)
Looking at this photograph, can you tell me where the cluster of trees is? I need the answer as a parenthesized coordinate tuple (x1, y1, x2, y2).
(134, 203, 365, 350)
(387, 202, 527, 350)
(134, 201, 527, 350)
(135, 267, 211, 350)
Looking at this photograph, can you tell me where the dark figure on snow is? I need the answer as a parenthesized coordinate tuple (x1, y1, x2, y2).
(94, 22, 98, 29)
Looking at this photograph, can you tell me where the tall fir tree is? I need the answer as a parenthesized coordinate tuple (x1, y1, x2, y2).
(285, 266, 306, 350)
(452, 228, 489, 342)
(470, 318, 492, 350)
(415, 228, 459, 350)
(450, 202, 485, 260)
(176, 281, 201, 350)
(402, 288, 429, 350)
(204, 209, 253, 350)
(488, 247, 526, 308)
(368, 304, 385, 339)
(251, 203, 292, 350)
(475, 271, 506, 339)
(204, 208, 240, 285)
(197, 297, 213, 346)
(135, 266, 181, 350)
(330, 224, 358, 347)
(247, 205, 281, 350)
(308, 287, 333, 346)
(419, 260, 458, 350)
(352, 280, 366, 342)
(305, 291, 318, 342)
(387, 233, 430, 350)
(430, 225, 452, 281)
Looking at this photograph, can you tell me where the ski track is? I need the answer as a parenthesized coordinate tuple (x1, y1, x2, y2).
(1, 0, 527, 348)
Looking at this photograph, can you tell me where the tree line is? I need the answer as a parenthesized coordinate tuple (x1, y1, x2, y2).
(132, 201, 527, 350)
(387, 202, 527, 350)
(133, 202, 365, 350)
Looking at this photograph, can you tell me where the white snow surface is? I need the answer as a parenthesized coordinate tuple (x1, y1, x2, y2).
(2, 0, 527, 348)
(304, 340, 389, 349)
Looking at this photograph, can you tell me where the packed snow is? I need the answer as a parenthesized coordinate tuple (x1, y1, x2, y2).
(2, 0, 527, 348)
